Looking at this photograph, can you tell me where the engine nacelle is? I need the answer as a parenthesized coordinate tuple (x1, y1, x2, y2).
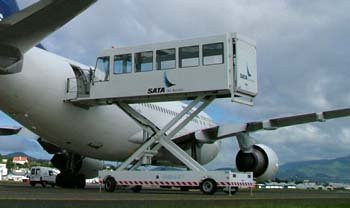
(51, 154, 103, 179)
(155, 142, 220, 166)
(235, 144, 279, 182)
(78, 157, 103, 179)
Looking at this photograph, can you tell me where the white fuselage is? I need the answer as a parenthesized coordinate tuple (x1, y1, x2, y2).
(0, 47, 219, 163)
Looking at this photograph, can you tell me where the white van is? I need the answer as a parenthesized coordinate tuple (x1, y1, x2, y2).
(29, 167, 59, 187)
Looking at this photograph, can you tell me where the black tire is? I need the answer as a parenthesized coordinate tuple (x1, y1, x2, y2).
(104, 177, 116, 193)
(224, 187, 238, 195)
(41, 181, 47, 188)
(56, 173, 63, 187)
(76, 174, 86, 189)
(30, 181, 36, 187)
(131, 185, 142, 193)
(200, 179, 217, 195)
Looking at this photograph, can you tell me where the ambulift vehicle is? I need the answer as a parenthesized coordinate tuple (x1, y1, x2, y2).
(99, 170, 255, 195)
(29, 167, 58, 187)
(68, 33, 258, 195)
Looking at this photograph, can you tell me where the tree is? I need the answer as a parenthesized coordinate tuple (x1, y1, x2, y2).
(6, 159, 14, 170)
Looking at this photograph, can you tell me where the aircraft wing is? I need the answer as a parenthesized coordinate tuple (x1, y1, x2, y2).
(0, 0, 96, 73)
(0, 126, 21, 135)
(173, 108, 350, 144)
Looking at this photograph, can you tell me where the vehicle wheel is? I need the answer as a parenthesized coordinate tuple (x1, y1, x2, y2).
(51, 184, 55, 188)
(224, 187, 238, 195)
(41, 181, 47, 188)
(104, 177, 116, 192)
(76, 174, 86, 189)
(200, 179, 217, 195)
(180, 187, 190, 191)
(131, 185, 142, 193)
(30, 181, 36, 187)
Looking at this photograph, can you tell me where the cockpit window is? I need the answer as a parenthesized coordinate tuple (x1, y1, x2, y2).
(94, 56, 110, 81)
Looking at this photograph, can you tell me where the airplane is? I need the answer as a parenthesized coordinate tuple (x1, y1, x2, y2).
(0, 0, 349, 189)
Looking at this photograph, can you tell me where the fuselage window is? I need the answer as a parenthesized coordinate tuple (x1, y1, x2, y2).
(179, 45, 199, 68)
(94, 56, 110, 81)
(114, 54, 132, 74)
(203, 42, 224, 65)
(156, 48, 176, 70)
(135, 51, 153, 72)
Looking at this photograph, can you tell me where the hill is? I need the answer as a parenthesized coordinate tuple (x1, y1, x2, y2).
(277, 156, 350, 183)
(2, 152, 49, 162)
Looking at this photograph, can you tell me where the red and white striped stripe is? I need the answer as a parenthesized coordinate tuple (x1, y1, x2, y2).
(115, 180, 254, 187)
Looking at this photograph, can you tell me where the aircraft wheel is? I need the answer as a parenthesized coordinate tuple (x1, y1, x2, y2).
(76, 174, 86, 189)
(56, 172, 74, 188)
(56, 173, 63, 187)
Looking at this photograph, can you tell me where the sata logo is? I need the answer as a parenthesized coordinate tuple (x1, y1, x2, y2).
(147, 72, 175, 94)
(163, 72, 175, 88)
(240, 64, 253, 80)
(147, 88, 165, 94)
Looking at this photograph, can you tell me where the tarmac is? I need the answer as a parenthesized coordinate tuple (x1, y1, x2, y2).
(0, 182, 349, 208)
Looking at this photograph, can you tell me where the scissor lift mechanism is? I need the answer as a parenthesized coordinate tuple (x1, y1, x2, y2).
(115, 95, 215, 171)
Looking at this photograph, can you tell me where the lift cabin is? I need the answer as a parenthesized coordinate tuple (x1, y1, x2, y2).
(66, 33, 257, 106)
(65, 33, 258, 194)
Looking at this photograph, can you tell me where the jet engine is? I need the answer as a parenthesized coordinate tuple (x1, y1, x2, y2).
(235, 144, 279, 182)
(78, 157, 103, 179)
(51, 154, 103, 179)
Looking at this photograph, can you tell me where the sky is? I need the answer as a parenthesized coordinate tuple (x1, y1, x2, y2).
(0, 0, 349, 168)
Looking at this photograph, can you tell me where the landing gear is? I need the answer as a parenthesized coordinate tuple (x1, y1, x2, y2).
(52, 153, 86, 189)
(55, 171, 86, 189)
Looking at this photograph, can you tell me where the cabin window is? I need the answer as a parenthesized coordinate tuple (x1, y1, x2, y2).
(94, 56, 110, 81)
(114, 54, 132, 74)
(135, 51, 153, 72)
(31, 169, 35, 175)
(179, 45, 199, 68)
(156, 48, 176, 70)
(203, 42, 224, 65)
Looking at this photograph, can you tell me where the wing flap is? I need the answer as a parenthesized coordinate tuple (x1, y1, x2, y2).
(323, 108, 350, 119)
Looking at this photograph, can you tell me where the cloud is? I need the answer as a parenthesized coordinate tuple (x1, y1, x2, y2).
(5, 0, 350, 165)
